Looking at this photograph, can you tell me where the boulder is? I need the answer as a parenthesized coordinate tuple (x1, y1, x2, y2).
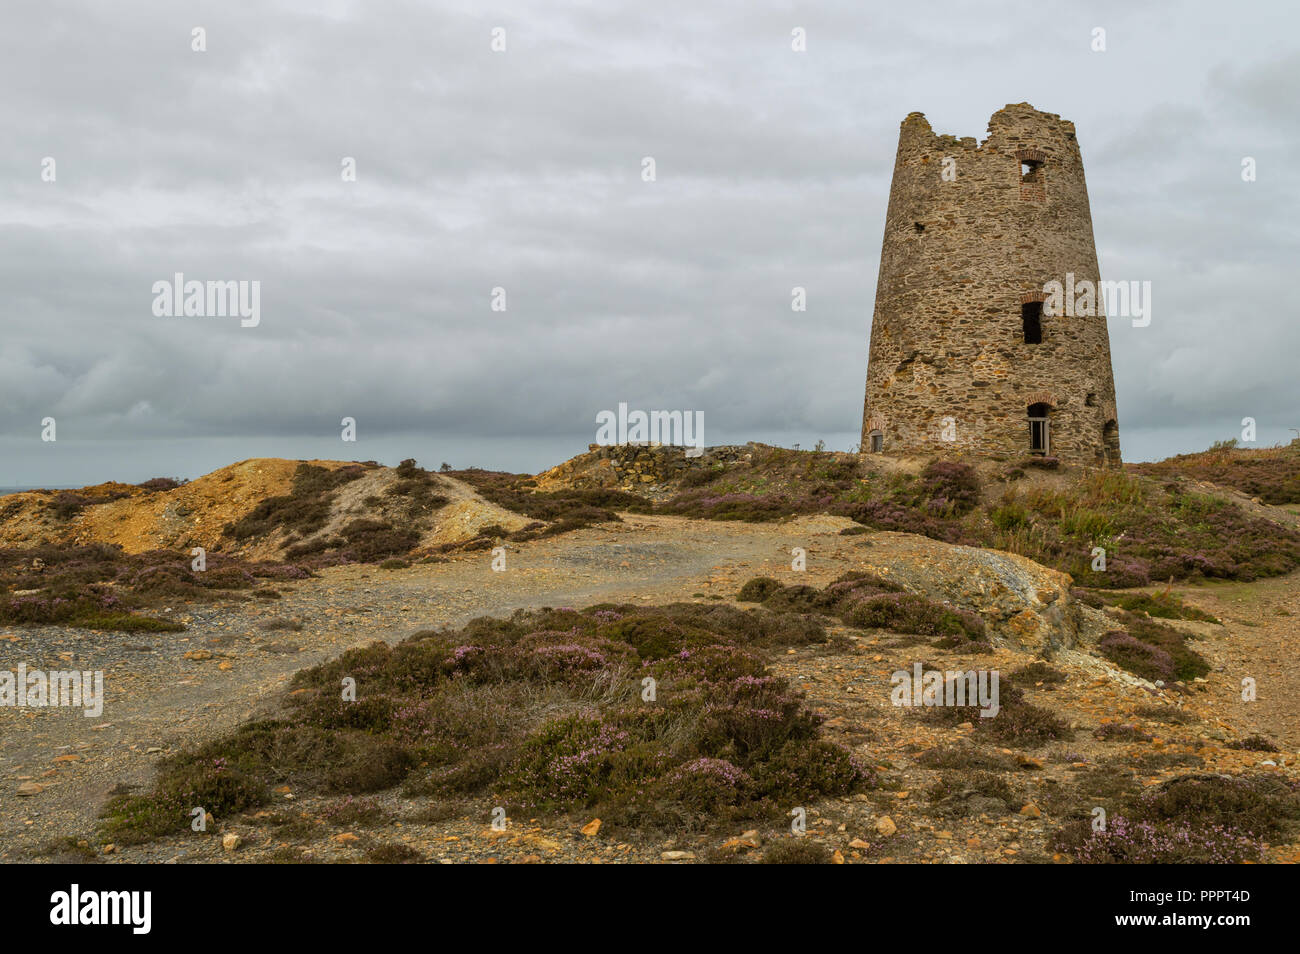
(853, 531, 1108, 653)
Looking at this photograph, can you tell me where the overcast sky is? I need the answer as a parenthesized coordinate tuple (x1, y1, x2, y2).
(1, 0, 1297, 486)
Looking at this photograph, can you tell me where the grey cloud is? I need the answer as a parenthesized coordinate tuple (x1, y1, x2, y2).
(0, 0, 1296, 485)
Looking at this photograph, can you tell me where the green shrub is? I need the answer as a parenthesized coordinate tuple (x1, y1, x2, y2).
(736, 577, 784, 603)
(761, 839, 833, 864)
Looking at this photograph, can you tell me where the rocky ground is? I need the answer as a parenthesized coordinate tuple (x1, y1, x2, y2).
(3, 512, 1297, 864)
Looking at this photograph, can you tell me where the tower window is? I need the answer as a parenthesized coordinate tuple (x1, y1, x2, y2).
(1028, 403, 1051, 456)
(913, 222, 925, 234)
(1021, 300, 1043, 344)
(1020, 159, 1043, 183)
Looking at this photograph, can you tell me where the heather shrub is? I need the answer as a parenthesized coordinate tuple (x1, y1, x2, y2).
(1112, 614, 1211, 682)
(841, 592, 985, 640)
(1138, 774, 1300, 839)
(101, 756, 268, 845)
(323, 795, 389, 827)
(762, 839, 833, 864)
(286, 518, 419, 565)
(366, 843, 423, 864)
(137, 477, 185, 492)
(1098, 631, 1175, 682)
(100, 599, 869, 843)
(1055, 815, 1262, 864)
(915, 460, 982, 516)
(0, 544, 295, 631)
(453, 469, 647, 535)
(837, 499, 969, 543)
(919, 670, 1070, 745)
(1133, 446, 1300, 505)
(1093, 723, 1154, 743)
(737, 577, 783, 603)
(982, 698, 1072, 745)
(658, 490, 815, 522)
(1226, 735, 1279, 752)
(916, 744, 1019, 772)
(226, 463, 368, 541)
(760, 584, 821, 612)
(652, 758, 753, 812)
(1054, 773, 1300, 863)
(679, 466, 722, 488)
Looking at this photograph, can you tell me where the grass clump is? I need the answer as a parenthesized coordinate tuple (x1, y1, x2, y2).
(1132, 704, 1198, 725)
(925, 770, 1018, 816)
(1097, 589, 1220, 623)
(1010, 661, 1066, 688)
(915, 744, 1020, 772)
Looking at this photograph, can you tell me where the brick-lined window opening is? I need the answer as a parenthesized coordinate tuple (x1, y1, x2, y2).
(1021, 300, 1043, 343)
(1017, 148, 1046, 202)
(1028, 403, 1051, 455)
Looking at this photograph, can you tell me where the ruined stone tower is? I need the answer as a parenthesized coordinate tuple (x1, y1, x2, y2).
(861, 103, 1120, 466)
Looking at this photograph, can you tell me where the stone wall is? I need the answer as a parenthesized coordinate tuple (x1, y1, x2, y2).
(535, 443, 757, 492)
(861, 103, 1121, 466)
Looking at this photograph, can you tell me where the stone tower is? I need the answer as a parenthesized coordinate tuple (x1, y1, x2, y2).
(861, 103, 1120, 466)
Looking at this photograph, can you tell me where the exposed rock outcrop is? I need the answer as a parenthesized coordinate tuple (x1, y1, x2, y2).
(851, 530, 1108, 653)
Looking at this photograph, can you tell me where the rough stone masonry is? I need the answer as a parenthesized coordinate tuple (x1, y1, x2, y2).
(861, 103, 1121, 466)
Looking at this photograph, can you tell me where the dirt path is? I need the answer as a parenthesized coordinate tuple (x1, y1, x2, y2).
(1163, 574, 1300, 751)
